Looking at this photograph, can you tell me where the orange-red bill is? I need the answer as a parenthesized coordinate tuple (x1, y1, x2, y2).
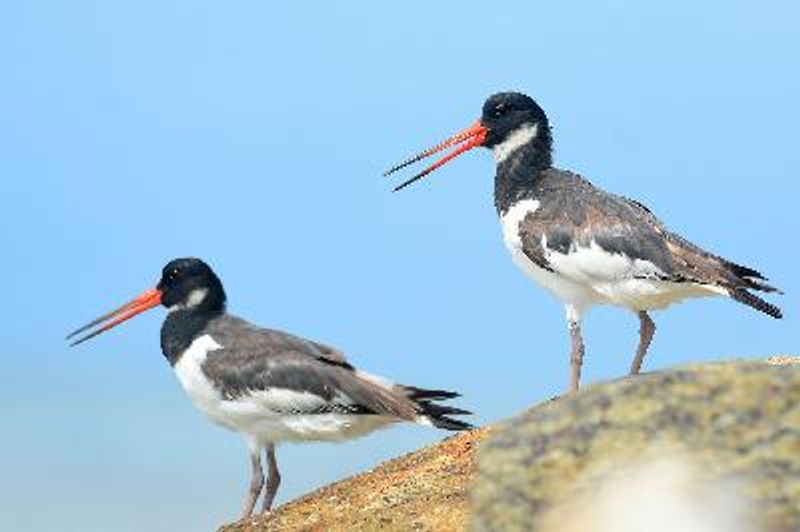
(67, 288, 162, 346)
(385, 121, 488, 192)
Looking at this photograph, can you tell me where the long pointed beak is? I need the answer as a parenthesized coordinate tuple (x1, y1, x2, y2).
(67, 288, 162, 346)
(384, 121, 489, 192)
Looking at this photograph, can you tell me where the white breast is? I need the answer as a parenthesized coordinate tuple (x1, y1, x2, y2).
(501, 199, 597, 311)
(173, 334, 230, 426)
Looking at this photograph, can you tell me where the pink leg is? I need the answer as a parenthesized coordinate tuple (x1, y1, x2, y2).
(261, 443, 281, 513)
(629, 311, 656, 375)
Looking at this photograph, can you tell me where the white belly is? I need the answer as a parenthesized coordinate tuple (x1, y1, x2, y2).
(507, 242, 598, 307)
(173, 335, 395, 445)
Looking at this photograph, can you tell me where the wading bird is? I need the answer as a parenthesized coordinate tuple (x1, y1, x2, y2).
(386, 91, 782, 392)
(68, 257, 471, 517)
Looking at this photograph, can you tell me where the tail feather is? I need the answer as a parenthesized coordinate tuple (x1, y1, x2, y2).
(724, 260, 782, 294)
(419, 409, 474, 431)
(718, 259, 783, 318)
(417, 401, 472, 417)
(404, 386, 461, 401)
(730, 288, 783, 319)
(403, 385, 473, 431)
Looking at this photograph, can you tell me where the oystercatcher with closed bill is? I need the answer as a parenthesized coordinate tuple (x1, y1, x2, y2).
(386, 91, 782, 393)
(68, 257, 471, 518)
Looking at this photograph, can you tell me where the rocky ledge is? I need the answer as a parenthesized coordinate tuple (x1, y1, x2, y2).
(472, 357, 800, 532)
(220, 427, 490, 532)
(220, 356, 799, 531)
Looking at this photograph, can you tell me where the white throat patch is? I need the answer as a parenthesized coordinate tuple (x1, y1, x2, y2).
(493, 123, 538, 163)
(168, 288, 209, 313)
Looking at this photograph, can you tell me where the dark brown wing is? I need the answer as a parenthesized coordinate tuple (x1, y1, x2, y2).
(197, 315, 419, 419)
(518, 169, 679, 279)
(518, 168, 781, 317)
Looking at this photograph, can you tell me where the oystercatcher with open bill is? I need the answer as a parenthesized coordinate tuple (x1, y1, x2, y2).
(386, 91, 782, 393)
(68, 257, 471, 518)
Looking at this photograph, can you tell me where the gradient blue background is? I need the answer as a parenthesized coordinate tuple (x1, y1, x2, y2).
(2, 1, 797, 530)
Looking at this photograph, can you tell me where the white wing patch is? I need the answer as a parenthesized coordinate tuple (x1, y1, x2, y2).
(543, 239, 723, 309)
(543, 237, 668, 283)
(246, 388, 340, 414)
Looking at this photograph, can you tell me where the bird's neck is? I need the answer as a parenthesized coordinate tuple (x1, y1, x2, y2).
(160, 309, 223, 366)
(493, 139, 552, 216)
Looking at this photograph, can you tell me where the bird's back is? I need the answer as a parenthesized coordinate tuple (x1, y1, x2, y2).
(169, 314, 471, 442)
(511, 168, 781, 316)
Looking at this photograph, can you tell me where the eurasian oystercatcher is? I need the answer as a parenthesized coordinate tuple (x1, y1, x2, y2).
(386, 91, 782, 393)
(68, 257, 471, 517)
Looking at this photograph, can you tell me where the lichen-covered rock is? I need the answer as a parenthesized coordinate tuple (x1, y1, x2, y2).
(220, 427, 489, 532)
(470, 360, 800, 532)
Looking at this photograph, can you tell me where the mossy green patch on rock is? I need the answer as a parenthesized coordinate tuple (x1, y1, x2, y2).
(470, 359, 800, 531)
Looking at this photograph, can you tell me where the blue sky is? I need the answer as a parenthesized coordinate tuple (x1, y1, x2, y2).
(1, 1, 797, 530)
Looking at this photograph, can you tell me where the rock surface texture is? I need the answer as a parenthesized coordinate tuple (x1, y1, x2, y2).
(220, 427, 489, 532)
(219, 357, 799, 531)
(471, 359, 800, 532)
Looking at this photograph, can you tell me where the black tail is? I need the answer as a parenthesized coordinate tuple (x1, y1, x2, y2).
(404, 385, 474, 431)
(719, 260, 783, 319)
(730, 288, 783, 319)
(724, 260, 783, 294)
(404, 386, 461, 401)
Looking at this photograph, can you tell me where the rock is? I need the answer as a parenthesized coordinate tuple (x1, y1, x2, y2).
(220, 427, 490, 532)
(768, 355, 800, 366)
(218, 357, 800, 531)
(470, 359, 800, 532)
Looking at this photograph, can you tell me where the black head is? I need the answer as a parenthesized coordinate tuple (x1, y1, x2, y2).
(67, 257, 226, 346)
(480, 92, 549, 149)
(157, 258, 227, 312)
(385, 91, 551, 191)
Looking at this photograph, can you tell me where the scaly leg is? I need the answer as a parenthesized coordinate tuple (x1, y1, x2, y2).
(261, 443, 281, 513)
(629, 311, 656, 375)
(241, 448, 264, 519)
(569, 319, 585, 393)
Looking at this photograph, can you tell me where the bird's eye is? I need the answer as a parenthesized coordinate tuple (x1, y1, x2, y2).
(492, 103, 508, 118)
(169, 268, 180, 281)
